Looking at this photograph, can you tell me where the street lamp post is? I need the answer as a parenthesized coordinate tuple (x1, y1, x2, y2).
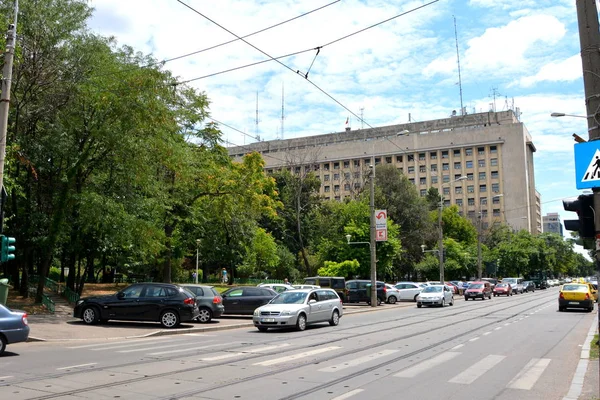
(477, 194, 503, 280)
(195, 239, 200, 284)
(438, 176, 467, 283)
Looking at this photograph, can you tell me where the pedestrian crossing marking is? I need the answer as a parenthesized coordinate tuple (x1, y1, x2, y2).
(200, 344, 290, 361)
(253, 346, 341, 366)
(395, 352, 461, 378)
(507, 358, 551, 390)
(582, 149, 600, 182)
(331, 389, 364, 400)
(448, 355, 505, 384)
(147, 343, 225, 356)
(318, 349, 399, 372)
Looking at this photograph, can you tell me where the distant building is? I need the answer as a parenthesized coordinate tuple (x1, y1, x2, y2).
(543, 213, 563, 236)
(229, 110, 541, 233)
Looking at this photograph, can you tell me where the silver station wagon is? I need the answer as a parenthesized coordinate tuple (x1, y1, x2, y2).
(253, 288, 343, 332)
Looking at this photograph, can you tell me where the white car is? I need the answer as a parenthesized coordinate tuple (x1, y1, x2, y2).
(293, 284, 321, 289)
(394, 282, 424, 302)
(257, 283, 296, 293)
(416, 285, 454, 308)
(384, 284, 400, 304)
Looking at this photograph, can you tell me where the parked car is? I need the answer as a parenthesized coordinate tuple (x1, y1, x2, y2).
(221, 286, 278, 315)
(394, 282, 423, 302)
(416, 285, 454, 308)
(502, 278, 524, 294)
(384, 284, 400, 304)
(493, 283, 512, 297)
(253, 288, 343, 332)
(0, 304, 29, 355)
(522, 281, 535, 293)
(293, 284, 321, 289)
(180, 284, 224, 323)
(73, 283, 200, 328)
(481, 278, 498, 289)
(558, 283, 595, 312)
(303, 276, 346, 302)
(257, 283, 296, 293)
(464, 281, 492, 300)
(345, 280, 386, 306)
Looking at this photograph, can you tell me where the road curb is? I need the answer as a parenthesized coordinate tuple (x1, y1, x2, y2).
(562, 317, 598, 400)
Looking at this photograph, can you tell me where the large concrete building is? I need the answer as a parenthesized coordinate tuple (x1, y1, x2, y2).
(229, 110, 541, 233)
(543, 213, 563, 236)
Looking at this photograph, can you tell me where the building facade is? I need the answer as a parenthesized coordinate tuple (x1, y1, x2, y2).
(229, 110, 541, 234)
(543, 212, 563, 236)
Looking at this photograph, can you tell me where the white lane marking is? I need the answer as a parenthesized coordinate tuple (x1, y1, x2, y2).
(91, 339, 180, 351)
(67, 338, 172, 349)
(395, 352, 461, 378)
(494, 327, 502, 331)
(448, 355, 505, 384)
(118, 342, 206, 353)
(200, 344, 290, 361)
(0, 376, 14, 380)
(147, 343, 224, 356)
(483, 332, 492, 336)
(253, 346, 341, 366)
(318, 349, 399, 372)
(507, 358, 551, 390)
(469, 337, 480, 342)
(451, 344, 464, 350)
(331, 389, 364, 400)
(504, 323, 511, 326)
(57, 363, 97, 370)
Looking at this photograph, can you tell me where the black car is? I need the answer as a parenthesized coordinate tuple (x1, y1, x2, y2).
(522, 281, 535, 293)
(303, 276, 347, 302)
(221, 286, 278, 315)
(345, 280, 386, 305)
(73, 283, 200, 328)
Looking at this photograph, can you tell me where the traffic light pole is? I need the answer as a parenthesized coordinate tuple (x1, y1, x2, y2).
(576, 0, 600, 375)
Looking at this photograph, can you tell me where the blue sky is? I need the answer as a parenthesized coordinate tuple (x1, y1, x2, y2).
(88, 0, 591, 243)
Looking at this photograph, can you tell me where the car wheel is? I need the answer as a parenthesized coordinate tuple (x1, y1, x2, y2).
(82, 306, 99, 325)
(464, 296, 468, 301)
(376, 298, 382, 306)
(441, 299, 446, 307)
(450, 297, 454, 306)
(0, 335, 6, 355)
(197, 307, 212, 323)
(558, 306, 565, 312)
(160, 310, 180, 328)
(329, 310, 340, 326)
(296, 313, 307, 331)
(387, 296, 397, 304)
(414, 294, 419, 302)
(417, 303, 422, 308)
(257, 326, 269, 332)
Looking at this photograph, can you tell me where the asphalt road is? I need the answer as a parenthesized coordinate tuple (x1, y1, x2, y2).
(0, 288, 597, 400)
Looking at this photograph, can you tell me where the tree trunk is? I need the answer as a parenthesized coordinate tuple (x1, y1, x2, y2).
(162, 223, 173, 283)
(296, 195, 311, 275)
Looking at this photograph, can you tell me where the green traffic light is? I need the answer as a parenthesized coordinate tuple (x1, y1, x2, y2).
(1, 235, 16, 262)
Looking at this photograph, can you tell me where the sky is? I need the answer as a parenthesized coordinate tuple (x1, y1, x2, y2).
(87, 0, 594, 254)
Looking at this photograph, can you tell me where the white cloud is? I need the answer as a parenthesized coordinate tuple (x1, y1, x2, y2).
(513, 55, 581, 87)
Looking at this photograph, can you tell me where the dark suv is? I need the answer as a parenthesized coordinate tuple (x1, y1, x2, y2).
(73, 282, 200, 328)
(345, 280, 386, 306)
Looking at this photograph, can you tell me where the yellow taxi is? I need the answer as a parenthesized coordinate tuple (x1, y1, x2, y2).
(585, 282, 599, 301)
(558, 283, 595, 312)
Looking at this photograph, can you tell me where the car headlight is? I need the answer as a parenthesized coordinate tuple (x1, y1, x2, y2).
(253, 309, 260, 316)
(76, 299, 84, 306)
(280, 310, 292, 316)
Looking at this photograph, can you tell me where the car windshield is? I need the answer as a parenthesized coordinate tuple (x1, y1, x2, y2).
(503, 279, 517, 284)
(496, 283, 508, 287)
(422, 286, 442, 293)
(562, 284, 588, 292)
(270, 291, 308, 304)
(469, 284, 483, 289)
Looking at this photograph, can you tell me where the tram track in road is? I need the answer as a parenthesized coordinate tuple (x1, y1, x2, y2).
(16, 291, 558, 400)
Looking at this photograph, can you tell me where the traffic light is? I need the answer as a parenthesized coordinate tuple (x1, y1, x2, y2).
(563, 194, 595, 238)
(0, 235, 15, 263)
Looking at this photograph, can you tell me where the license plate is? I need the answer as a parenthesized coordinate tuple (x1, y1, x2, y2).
(569, 302, 579, 305)
(261, 318, 275, 323)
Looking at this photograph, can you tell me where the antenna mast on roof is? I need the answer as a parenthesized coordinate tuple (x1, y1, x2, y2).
(454, 15, 464, 116)
(281, 83, 285, 140)
(360, 107, 364, 129)
(255, 92, 260, 141)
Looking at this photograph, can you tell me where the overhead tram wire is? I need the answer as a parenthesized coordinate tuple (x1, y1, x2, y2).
(175, 0, 369, 129)
(173, 0, 440, 128)
(90, 0, 342, 79)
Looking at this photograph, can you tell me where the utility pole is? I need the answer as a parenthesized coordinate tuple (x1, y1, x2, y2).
(477, 214, 482, 280)
(369, 163, 377, 307)
(0, 0, 18, 192)
(438, 198, 444, 283)
(576, 0, 600, 381)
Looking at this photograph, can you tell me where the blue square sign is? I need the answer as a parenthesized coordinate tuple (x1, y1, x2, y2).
(574, 141, 600, 189)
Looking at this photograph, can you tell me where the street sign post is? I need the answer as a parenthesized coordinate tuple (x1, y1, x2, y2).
(375, 209, 387, 242)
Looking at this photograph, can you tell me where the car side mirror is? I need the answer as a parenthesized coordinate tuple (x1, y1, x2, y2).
(221, 294, 227, 298)
(117, 292, 125, 299)
(308, 299, 317, 304)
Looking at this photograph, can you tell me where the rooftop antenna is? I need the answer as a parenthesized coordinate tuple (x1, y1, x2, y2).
(359, 107, 364, 129)
(490, 87, 501, 112)
(281, 83, 285, 140)
(453, 15, 464, 116)
(255, 92, 260, 141)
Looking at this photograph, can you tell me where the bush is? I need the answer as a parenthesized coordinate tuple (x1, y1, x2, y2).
(48, 267, 60, 281)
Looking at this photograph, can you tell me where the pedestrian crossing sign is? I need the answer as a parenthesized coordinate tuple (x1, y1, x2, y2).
(574, 141, 600, 189)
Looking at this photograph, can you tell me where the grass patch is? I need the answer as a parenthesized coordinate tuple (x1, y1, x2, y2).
(591, 334, 599, 360)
